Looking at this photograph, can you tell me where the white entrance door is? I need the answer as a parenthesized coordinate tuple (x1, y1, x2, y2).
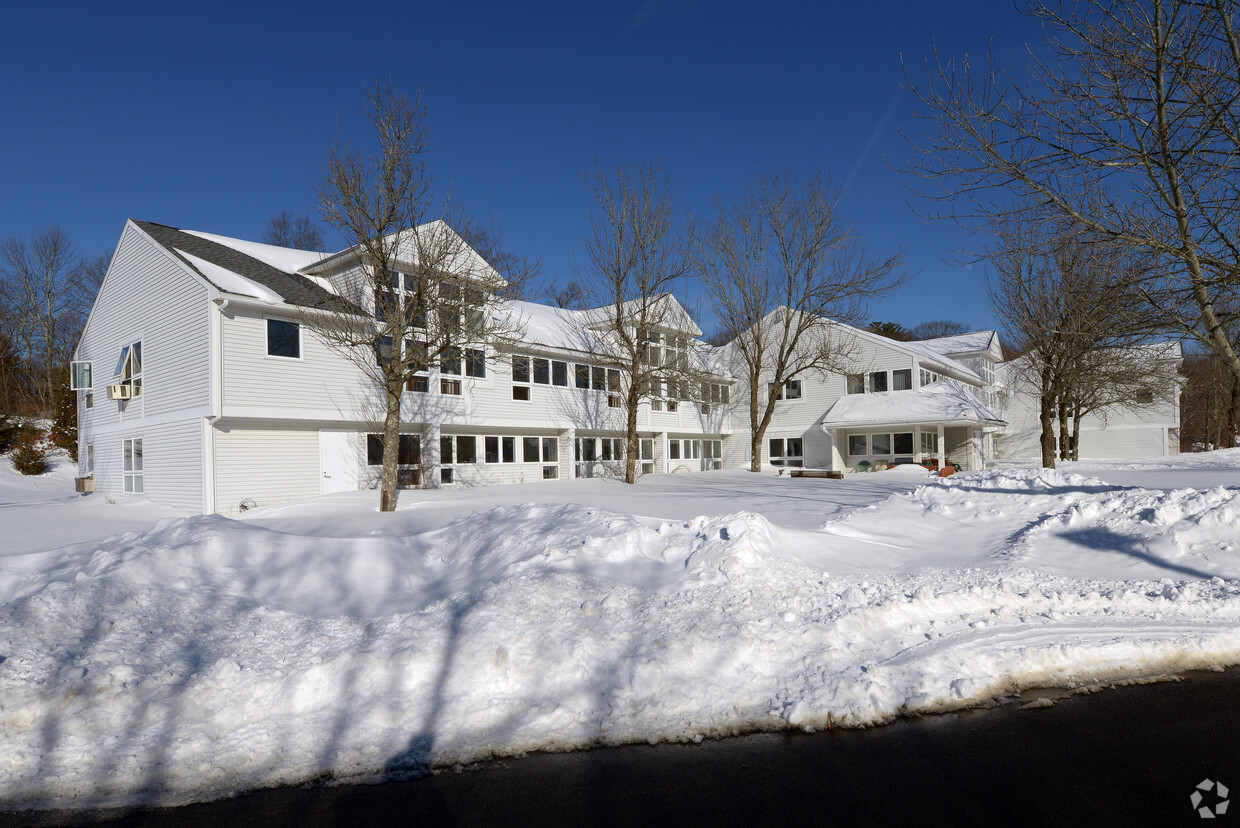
(320, 430, 360, 494)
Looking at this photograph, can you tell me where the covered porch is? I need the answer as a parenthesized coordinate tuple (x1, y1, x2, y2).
(819, 380, 1006, 473)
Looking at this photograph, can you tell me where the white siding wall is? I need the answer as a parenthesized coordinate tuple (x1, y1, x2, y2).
(213, 424, 320, 515)
(75, 222, 212, 510)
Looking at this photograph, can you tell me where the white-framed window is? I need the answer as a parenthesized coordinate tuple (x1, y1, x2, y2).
(85, 392, 93, 409)
(512, 355, 531, 401)
(533, 358, 550, 384)
(114, 340, 143, 397)
(367, 433, 422, 488)
(668, 439, 680, 460)
(71, 361, 92, 390)
(848, 434, 867, 456)
(870, 371, 888, 392)
(465, 348, 486, 378)
(521, 436, 558, 463)
(920, 432, 938, 455)
(769, 437, 804, 467)
(893, 369, 912, 391)
(768, 379, 802, 401)
(123, 438, 143, 494)
(484, 435, 518, 463)
(552, 360, 568, 386)
(920, 368, 940, 387)
(871, 433, 892, 455)
(266, 318, 301, 359)
(639, 438, 654, 475)
(441, 378, 462, 395)
(893, 432, 914, 457)
(86, 444, 94, 475)
(846, 375, 865, 395)
(1135, 388, 1154, 404)
(439, 435, 477, 484)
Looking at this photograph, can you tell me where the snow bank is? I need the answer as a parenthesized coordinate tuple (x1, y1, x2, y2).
(3, 461, 1240, 810)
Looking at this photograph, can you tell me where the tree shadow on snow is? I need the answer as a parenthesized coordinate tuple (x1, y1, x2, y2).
(1056, 526, 1220, 580)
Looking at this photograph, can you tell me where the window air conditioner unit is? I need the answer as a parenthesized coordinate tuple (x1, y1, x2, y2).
(107, 384, 132, 400)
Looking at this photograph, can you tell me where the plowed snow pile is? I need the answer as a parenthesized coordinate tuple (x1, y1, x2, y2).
(3, 452, 1240, 809)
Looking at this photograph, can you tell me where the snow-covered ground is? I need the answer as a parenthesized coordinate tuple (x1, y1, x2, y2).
(2, 450, 1240, 810)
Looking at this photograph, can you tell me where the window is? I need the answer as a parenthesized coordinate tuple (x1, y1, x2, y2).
(1136, 389, 1155, 404)
(608, 395, 621, 408)
(267, 319, 300, 359)
(668, 440, 681, 460)
(552, 361, 568, 386)
(115, 341, 143, 397)
(640, 438, 654, 475)
(592, 366, 606, 390)
(708, 383, 730, 404)
(871, 433, 892, 455)
(543, 465, 558, 479)
(893, 432, 914, 454)
(870, 371, 888, 392)
(893, 369, 912, 391)
(407, 376, 428, 393)
(768, 380, 802, 401)
(847, 375, 865, 395)
(523, 436, 540, 462)
(484, 436, 518, 464)
(456, 436, 477, 464)
(921, 432, 938, 455)
(522, 436, 558, 463)
(441, 346, 462, 375)
(86, 444, 94, 475)
(652, 398, 663, 412)
(85, 393, 93, 409)
(367, 434, 420, 466)
(920, 369, 940, 387)
(769, 438, 804, 467)
(533, 358, 550, 384)
(848, 435, 867, 456)
(441, 379, 461, 395)
(123, 438, 143, 494)
(71, 361, 92, 390)
(465, 349, 486, 378)
(576, 364, 590, 388)
(607, 369, 621, 392)
(512, 355, 530, 383)
(513, 385, 530, 401)
(600, 437, 623, 460)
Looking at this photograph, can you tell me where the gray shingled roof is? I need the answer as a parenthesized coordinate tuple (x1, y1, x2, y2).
(134, 220, 343, 310)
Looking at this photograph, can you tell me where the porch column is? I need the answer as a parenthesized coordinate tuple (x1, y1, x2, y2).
(937, 424, 945, 469)
(914, 425, 921, 464)
(565, 428, 576, 478)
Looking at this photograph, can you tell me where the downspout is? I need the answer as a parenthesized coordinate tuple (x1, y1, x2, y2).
(204, 297, 229, 512)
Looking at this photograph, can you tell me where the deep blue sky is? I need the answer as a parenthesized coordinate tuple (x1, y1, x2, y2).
(1, 1, 1043, 333)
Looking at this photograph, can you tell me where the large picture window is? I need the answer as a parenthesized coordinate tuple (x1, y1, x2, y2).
(769, 437, 804, 467)
(367, 434, 422, 487)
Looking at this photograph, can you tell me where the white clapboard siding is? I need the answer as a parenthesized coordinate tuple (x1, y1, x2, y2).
(213, 425, 321, 515)
(73, 222, 212, 498)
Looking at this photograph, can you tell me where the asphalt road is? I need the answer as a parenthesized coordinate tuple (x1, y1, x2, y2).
(7, 668, 1239, 827)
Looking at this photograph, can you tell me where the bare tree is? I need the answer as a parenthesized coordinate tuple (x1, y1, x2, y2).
(263, 210, 327, 251)
(578, 162, 693, 484)
(988, 212, 1159, 466)
(545, 280, 587, 310)
(685, 171, 904, 472)
(314, 83, 535, 511)
(0, 227, 98, 413)
(908, 319, 971, 340)
(907, 0, 1240, 388)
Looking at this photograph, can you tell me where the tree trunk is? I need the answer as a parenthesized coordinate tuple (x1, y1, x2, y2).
(1070, 410, 1082, 461)
(749, 374, 762, 472)
(1057, 402, 1071, 461)
(1039, 368, 1056, 469)
(379, 378, 402, 512)
(624, 383, 639, 485)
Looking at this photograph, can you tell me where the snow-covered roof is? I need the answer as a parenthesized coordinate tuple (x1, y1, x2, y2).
(174, 249, 283, 304)
(500, 300, 605, 355)
(821, 379, 1005, 429)
(134, 220, 343, 311)
(182, 230, 330, 274)
(915, 331, 998, 357)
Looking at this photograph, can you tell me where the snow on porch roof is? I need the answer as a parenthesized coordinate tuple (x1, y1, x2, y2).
(820, 379, 1005, 429)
